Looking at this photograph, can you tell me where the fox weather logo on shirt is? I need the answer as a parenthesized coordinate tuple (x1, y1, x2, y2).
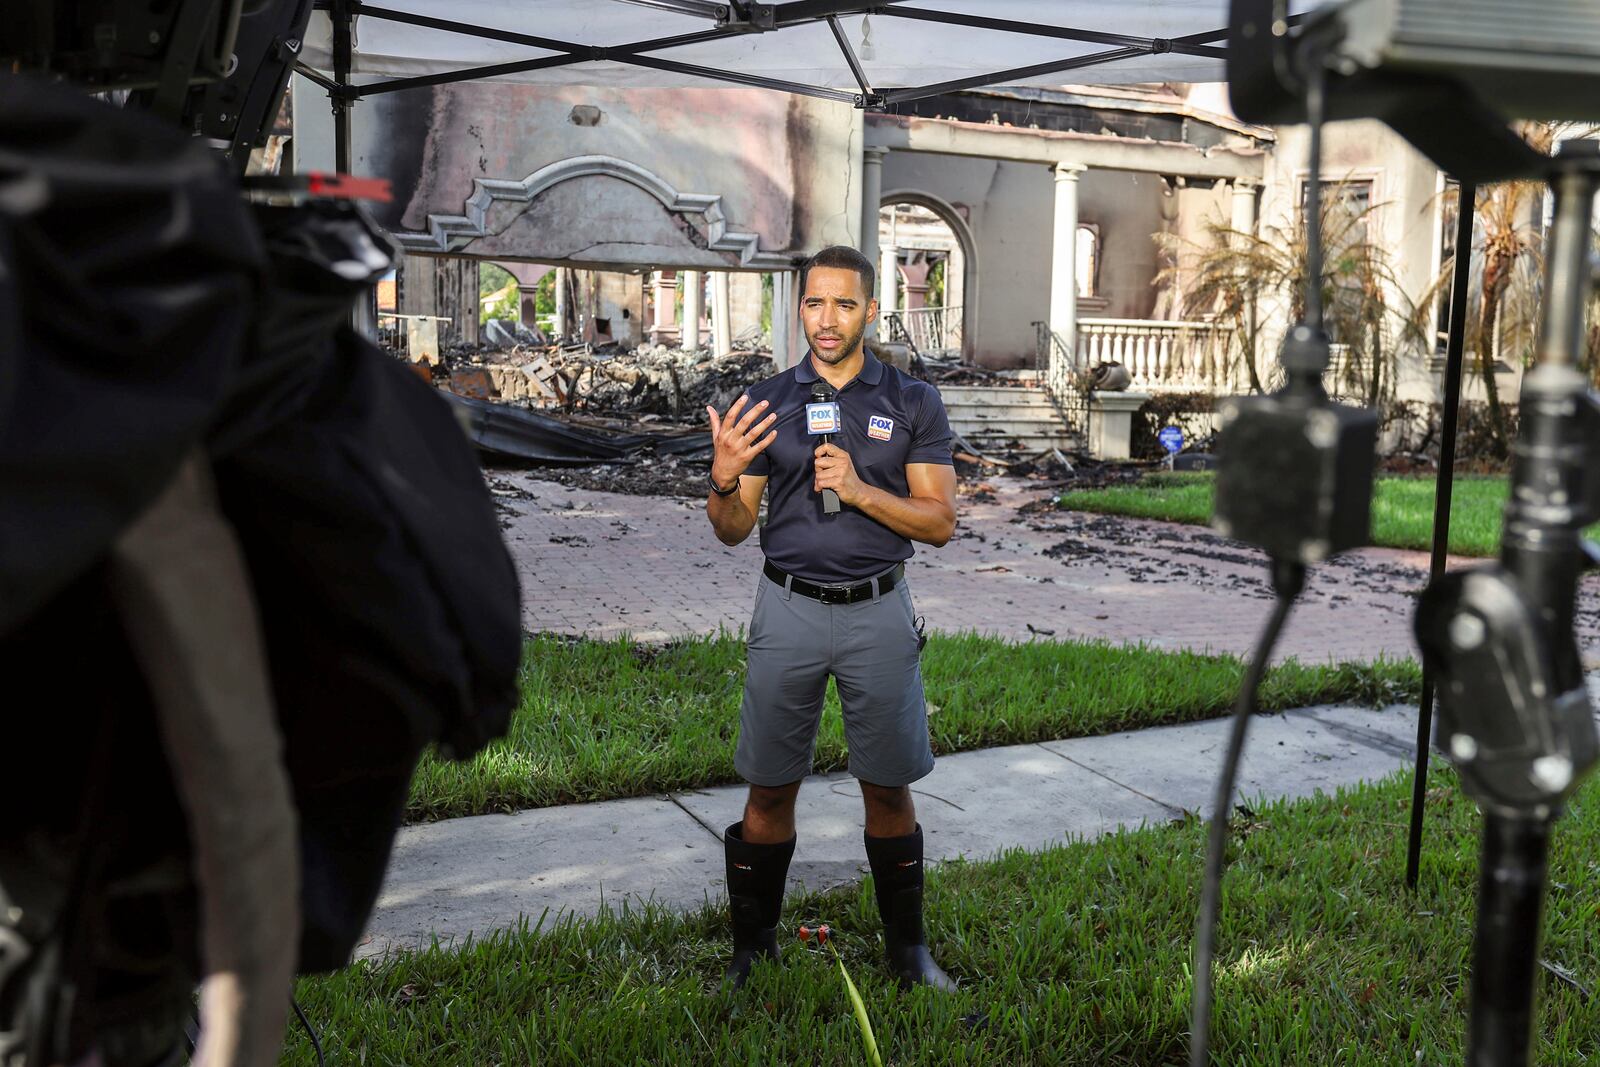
(867, 415, 895, 441)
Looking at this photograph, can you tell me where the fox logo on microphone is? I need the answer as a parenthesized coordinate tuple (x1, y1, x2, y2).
(806, 401, 841, 435)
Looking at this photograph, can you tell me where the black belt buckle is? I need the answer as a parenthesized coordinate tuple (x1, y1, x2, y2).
(817, 583, 855, 605)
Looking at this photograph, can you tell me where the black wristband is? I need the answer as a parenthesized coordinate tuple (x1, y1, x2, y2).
(709, 471, 740, 496)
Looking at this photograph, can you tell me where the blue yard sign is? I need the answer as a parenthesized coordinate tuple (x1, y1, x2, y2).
(1158, 425, 1184, 454)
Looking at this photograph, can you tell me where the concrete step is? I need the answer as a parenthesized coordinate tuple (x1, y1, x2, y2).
(949, 418, 1082, 452)
(940, 403, 1068, 419)
(960, 440, 1081, 454)
(938, 385, 1051, 404)
(954, 430, 1081, 452)
(939, 383, 1079, 452)
(945, 402, 1063, 414)
(947, 415, 1075, 435)
(941, 387, 1061, 417)
(947, 404, 1062, 415)
(949, 410, 1073, 426)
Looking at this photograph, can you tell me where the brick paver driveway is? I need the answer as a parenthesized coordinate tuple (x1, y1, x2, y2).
(493, 473, 1600, 665)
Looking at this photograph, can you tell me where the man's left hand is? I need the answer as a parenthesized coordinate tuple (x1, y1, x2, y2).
(814, 443, 866, 507)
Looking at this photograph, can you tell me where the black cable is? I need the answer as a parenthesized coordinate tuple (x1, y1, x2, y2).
(293, 996, 327, 1067)
(1189, 559, 1305, 1067)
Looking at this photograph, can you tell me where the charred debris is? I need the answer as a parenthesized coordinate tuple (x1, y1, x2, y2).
(394, 337, 1141, 498)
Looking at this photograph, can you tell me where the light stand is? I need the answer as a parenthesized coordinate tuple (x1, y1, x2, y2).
(1415, 142, 1600, 1066)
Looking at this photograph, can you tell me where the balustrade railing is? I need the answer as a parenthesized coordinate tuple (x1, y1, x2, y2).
(1032, 321, 1089, 434)
(1076, 317, 1242, 392)
(882, 305, 962, 355)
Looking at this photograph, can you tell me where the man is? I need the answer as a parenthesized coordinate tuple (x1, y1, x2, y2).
(704, 245, 959, 992)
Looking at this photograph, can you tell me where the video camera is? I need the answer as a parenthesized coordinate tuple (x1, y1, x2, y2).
(1, 6, 521, 1067)
(1, 0, 315, 169)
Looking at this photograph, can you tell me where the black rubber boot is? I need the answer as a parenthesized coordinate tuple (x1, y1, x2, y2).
(722, 821, 795, 989)
(865, 825, 958, 992)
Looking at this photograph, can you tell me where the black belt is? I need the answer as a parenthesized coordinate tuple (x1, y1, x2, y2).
(764, 561, 903, 605)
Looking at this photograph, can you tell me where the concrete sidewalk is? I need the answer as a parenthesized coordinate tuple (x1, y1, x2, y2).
(347, 474, 1600, 961)
(357, 700, 1420, 959)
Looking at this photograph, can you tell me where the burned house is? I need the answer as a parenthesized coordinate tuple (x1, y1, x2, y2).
(290, 69, 1465, 457)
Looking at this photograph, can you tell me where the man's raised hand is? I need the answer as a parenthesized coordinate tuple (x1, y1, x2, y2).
(708, 395, 778, 490)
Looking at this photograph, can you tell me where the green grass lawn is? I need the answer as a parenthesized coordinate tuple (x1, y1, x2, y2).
(1055, 473, 1547, 557)
(406, 634, 1420, 823)
(288, 766, 1600, 1065)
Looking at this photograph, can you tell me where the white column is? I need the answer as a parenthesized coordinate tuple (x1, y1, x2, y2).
(553, 266, 569, 340)
(1049, 162, 1087, 360)
(711, 271, 733, 356)
(861, 147, 887, 332)
(1230, 177, 1260, 240)
(771, 271, 795, 369)
(947, 245, 965, 313)
(681, 269, 703, 351)
(729, 272, 764, 339)
(1230, 178, 1261, 388)
(878, 243, 898, 315)
(649, 270, 678, 345)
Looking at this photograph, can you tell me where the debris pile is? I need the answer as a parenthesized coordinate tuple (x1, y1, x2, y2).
(391, 332, 1130, 499)
(523, 451, 709, 498)
(428, 341, 776, 420)
(955, 446, 1148, 493)
(383, 332, 776, 487)
(443, 393, 713, 466)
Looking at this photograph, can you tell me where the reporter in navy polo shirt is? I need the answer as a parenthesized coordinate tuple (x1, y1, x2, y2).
(704, 245, 959, 992)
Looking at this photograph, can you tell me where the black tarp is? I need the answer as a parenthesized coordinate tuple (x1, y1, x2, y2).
(446, 391, 714, 464)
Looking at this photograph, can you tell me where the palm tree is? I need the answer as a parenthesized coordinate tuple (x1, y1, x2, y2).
(1416, 171, 1545, 456)
(1410, 123, 1600, 458)
(1470, 179, 1540, 456)
(1155, 183, 1421, 409)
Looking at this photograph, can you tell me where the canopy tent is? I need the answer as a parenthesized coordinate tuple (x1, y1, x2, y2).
(298, 1, 1317, 108)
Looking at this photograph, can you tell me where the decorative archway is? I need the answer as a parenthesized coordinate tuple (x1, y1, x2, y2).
(880, 187, 979, 362)
(392, 154, 792, 270)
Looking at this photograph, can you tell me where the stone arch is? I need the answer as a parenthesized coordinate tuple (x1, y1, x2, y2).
(880, 187, 979, 362)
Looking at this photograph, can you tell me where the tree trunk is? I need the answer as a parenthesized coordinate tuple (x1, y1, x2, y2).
(1587, 320, 1600, 386)
(1478, 250, 1513, 457)
(1367, 315, 1383, 410)
(1235, 295, 1265, 395)
(1246, 293, 1264, 394)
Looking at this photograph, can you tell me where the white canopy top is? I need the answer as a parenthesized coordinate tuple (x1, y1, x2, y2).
(301, 2, 1316, 101)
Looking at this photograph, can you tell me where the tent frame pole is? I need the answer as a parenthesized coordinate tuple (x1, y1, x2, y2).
(307, 0, 1249, 110)
(330, 0, 378, 339)
(879, 6, 1228, 59)
(1404, 178, 1477, 891)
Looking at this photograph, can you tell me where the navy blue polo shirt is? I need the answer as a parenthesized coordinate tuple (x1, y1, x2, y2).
(744, 350, 953, 584)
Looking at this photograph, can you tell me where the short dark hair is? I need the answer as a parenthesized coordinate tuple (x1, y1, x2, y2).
(798, 245, 876, 303)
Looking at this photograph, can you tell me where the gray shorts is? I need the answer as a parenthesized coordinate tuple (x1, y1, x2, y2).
(734, 566, 935, 788)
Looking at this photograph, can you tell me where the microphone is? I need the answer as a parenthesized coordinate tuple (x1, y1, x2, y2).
(807, 380, 842, 515)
